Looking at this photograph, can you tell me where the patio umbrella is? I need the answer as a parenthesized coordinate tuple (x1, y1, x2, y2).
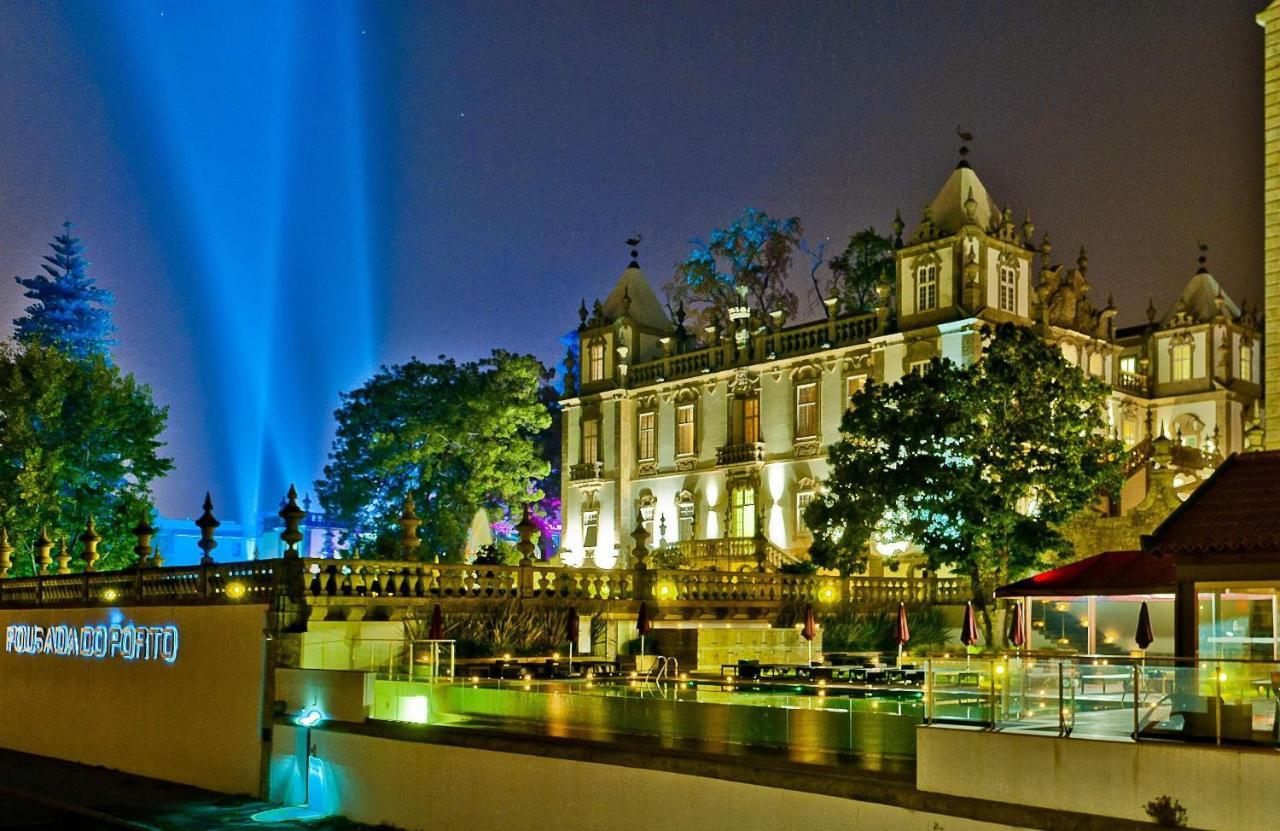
(427, 604, 445, 640)
(961, 601, 980, 647)
(636, 601, 651, 658)
(1135, 601, 1155, 651)
(801, 603, 817, 665)
(566, 607, 580, 671)
(895, 602, 911, 660)
(1006, 602, 1026, 649)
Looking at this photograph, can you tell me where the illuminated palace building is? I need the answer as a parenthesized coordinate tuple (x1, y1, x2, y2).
(559, 155, 1262, 572)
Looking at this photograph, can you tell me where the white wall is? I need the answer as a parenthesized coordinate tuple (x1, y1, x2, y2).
(271, 723, 1026, 831)
(917, 726, 1280, 831)
(0, 604, 268, 795)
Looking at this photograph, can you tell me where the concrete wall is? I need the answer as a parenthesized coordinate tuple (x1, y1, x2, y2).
(917, 725, 1280, 831)
(271, 723, 1024, 831)
(0, 604, 268, 795)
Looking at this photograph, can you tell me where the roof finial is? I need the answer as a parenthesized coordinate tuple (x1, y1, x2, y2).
(1196, 242, 1209, 274)
(626, 234, 642, 268)
(1076, 246, 1088, 275)
(956, 125, 973, 169)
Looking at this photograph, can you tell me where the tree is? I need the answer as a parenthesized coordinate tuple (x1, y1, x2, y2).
(666, 208, 804, 333)
(806, 323, 1123, 644)
(828, 228, 894, 314)
(13, 223, 116, 360)
(0, 344, 172, 574)
(317, 350, 552, 561)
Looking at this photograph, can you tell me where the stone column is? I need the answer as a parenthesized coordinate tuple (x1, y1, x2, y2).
(1260, 2, 1280, 448)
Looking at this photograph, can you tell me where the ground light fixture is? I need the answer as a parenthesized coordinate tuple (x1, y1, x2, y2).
(225, 581, 247, 600)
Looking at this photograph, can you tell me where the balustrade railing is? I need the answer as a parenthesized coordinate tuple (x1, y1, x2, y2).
(0, 555, 965, 611)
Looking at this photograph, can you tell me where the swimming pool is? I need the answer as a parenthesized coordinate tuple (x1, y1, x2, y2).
(370, 677, 981, 761)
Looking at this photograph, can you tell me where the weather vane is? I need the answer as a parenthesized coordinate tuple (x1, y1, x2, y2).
(956, 125, 973, 161)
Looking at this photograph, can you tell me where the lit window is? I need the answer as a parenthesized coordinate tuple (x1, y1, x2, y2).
(1121, 417, 1139, 447)
(582, 418, 599, 464)
(998, 265, 1017, 312)
(1119, 356, 1136, 375)
(795, 383, 817, 439)
(676, 404, 695, 456)
(1171, 342, 1193, 382)
(1241, 343, 1254, 382)
(916, 264, 938, 312)
(730, 486, 755, 538)
(582, 509, 598, 549)
(845, 375, 866, 410)
(796, 490, 815, 535)
(637, 411, 655, 461)
(587, 342, 605, 382)
(743, 396, 760, 444)
(677, 493, 695, 540)
(909, 359, 931, 376)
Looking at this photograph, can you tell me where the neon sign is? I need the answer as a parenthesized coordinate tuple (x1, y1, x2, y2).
(4, 620, 179, 663)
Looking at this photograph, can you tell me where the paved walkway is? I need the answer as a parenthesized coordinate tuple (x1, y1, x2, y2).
(0, 749, 378, 830)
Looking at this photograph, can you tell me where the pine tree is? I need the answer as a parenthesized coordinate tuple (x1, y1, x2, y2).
(14, 222, 116, 360)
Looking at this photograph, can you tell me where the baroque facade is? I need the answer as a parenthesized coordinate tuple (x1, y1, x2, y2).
(557, 154, 1262, 572)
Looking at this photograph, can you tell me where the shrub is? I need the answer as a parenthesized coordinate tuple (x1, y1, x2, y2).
(1144, 795, 1187, 828)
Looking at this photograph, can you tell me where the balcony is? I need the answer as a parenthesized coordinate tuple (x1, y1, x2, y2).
(569, 461, 604, 482)
(1117, 371, 1148, 395)
(716, 442, 765, 466)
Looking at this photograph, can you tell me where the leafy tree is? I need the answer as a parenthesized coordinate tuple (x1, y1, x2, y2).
(13, 223, 116, 360)
(317, 350, 552, 561)
(828, 228, 894, 314)
(666, 208, 804, 333)
(0, 344, 172, 574)
(806, 323, 1122, 644)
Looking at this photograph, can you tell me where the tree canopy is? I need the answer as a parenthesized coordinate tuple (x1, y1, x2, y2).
(0, 344, 172, 574)
(13, 223, 116, 361)
(666, 208, 804, 333)
(317, 350, 552, 561)
(805, 323, 1123, 644)
(827, 228, 894, 314)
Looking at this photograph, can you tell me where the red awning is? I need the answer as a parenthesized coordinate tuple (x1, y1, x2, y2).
(995, 550, 1176, 598)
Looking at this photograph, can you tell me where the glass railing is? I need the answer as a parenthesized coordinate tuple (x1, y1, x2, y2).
(925, 654, 1280, 747)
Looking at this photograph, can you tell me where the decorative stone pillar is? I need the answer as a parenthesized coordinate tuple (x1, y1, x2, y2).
(54, 538, 71, 575)
(515, 505, 538, 566)
(196, 492, 219, 565)
(34, 527, 52, 575)
(132, 513, 156, 568)
(398, 493, 422, 560)
(279, 485, 305, 558)
(631, 511, 650, 571)
(0, 528, 12, 579)
(79, 516, 101, 573)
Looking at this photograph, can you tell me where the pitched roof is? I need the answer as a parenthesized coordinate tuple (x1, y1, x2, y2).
(1144, 451, 1280, 556)
(911, 163, 1002, 239)
(602, 265, 670, 331)
(1160, 270, 1241, 326)
(995, 550, 1175, 598)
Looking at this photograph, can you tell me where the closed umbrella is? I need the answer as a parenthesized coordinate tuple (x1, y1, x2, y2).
(1006, 602, 1026, 649)
(636, 602, 651, 658)
(895, 602, 911, 660)
(427, 604, 445, 640)
(801, 603, 817, 665)
(566, 607, 580, 672)
(1135, 601, 1155, 651)
(961, 601, 980, 646)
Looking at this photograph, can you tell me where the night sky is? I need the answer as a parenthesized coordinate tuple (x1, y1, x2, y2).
(0, 1, 1266, 525)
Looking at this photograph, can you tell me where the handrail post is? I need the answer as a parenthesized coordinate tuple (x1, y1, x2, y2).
(924, 657, 933, 724)
(988, 659, 998, 729)
(1132, 664, 1140, 740)
(1058, 661, 1066, 736)
(1215, 662, 1223, 746)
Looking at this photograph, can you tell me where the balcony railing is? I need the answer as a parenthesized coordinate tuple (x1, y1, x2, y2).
(653, 536, 797, 571)
(569, 461, 604, 482)
(628, 310, 879, 387)
(716, 442, 765, 466)
(1117, 370, 1148, 395)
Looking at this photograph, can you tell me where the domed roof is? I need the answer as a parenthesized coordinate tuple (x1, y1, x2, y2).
(1161, 270, 1241, 326)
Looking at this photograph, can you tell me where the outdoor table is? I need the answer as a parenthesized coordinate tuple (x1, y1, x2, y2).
(1078, 671, 1130, 695)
